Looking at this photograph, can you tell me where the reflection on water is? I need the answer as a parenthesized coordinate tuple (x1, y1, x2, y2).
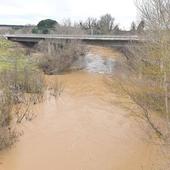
(0, 47, 163, 170)
(84, 54, 115, 74)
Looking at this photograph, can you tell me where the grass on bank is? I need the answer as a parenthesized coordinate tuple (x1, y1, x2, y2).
(0, 38, 45, 150)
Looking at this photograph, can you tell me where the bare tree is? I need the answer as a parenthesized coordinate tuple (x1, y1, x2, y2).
(115, 0, 170, 142)
(79, 14, 115, 35)
(79, 17, 99, 34)
(136, 0, 170, 30)
(45, 18, 85, 35)
(137, 20, 145, 33)
(130, 21, 137, 33)
(37, 40, 86, 74)
(98, 14, 115, 34)
(113, 25, 121, 34)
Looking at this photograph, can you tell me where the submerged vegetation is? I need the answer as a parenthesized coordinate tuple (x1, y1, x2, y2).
(37, 40, 86, 74)
(124, 0, 170, 140)
(0, 37, 84, 149)
(1, 1, 170, 169)
(109, 1, 170, 168)
(0, 38, 45, 150)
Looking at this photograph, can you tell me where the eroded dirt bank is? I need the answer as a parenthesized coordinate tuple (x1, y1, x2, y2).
(0, 46, 162, 170)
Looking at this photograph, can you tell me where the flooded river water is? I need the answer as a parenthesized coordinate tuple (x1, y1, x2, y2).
(0, 46, 164, 170)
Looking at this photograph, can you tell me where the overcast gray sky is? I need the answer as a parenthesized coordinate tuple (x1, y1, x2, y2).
(0, 0, 137, 29)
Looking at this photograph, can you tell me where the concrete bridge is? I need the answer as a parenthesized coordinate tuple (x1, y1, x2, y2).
(3, 34, 141, 47)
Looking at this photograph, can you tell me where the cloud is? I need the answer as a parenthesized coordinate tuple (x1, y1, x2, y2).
(0, 0, 136, 28)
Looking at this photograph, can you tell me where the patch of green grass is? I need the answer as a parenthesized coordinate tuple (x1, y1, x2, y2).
(0, 55, 37, 71)
(0, 38, 12, 49)
(0, 38, 37, 71)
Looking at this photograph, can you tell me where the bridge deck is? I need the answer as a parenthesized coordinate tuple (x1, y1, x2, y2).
(4, 34, 140, 41)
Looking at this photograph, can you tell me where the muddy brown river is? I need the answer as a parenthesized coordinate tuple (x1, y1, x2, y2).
(0, 46, 164, 170)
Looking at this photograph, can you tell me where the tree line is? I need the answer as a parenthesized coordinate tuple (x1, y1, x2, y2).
(31, 14, 145, 35)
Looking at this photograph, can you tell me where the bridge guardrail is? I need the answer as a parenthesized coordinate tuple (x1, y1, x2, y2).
(4, 34, 142, 41)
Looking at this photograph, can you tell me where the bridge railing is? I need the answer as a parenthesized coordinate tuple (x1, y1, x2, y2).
(4, 34, 140, 41)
